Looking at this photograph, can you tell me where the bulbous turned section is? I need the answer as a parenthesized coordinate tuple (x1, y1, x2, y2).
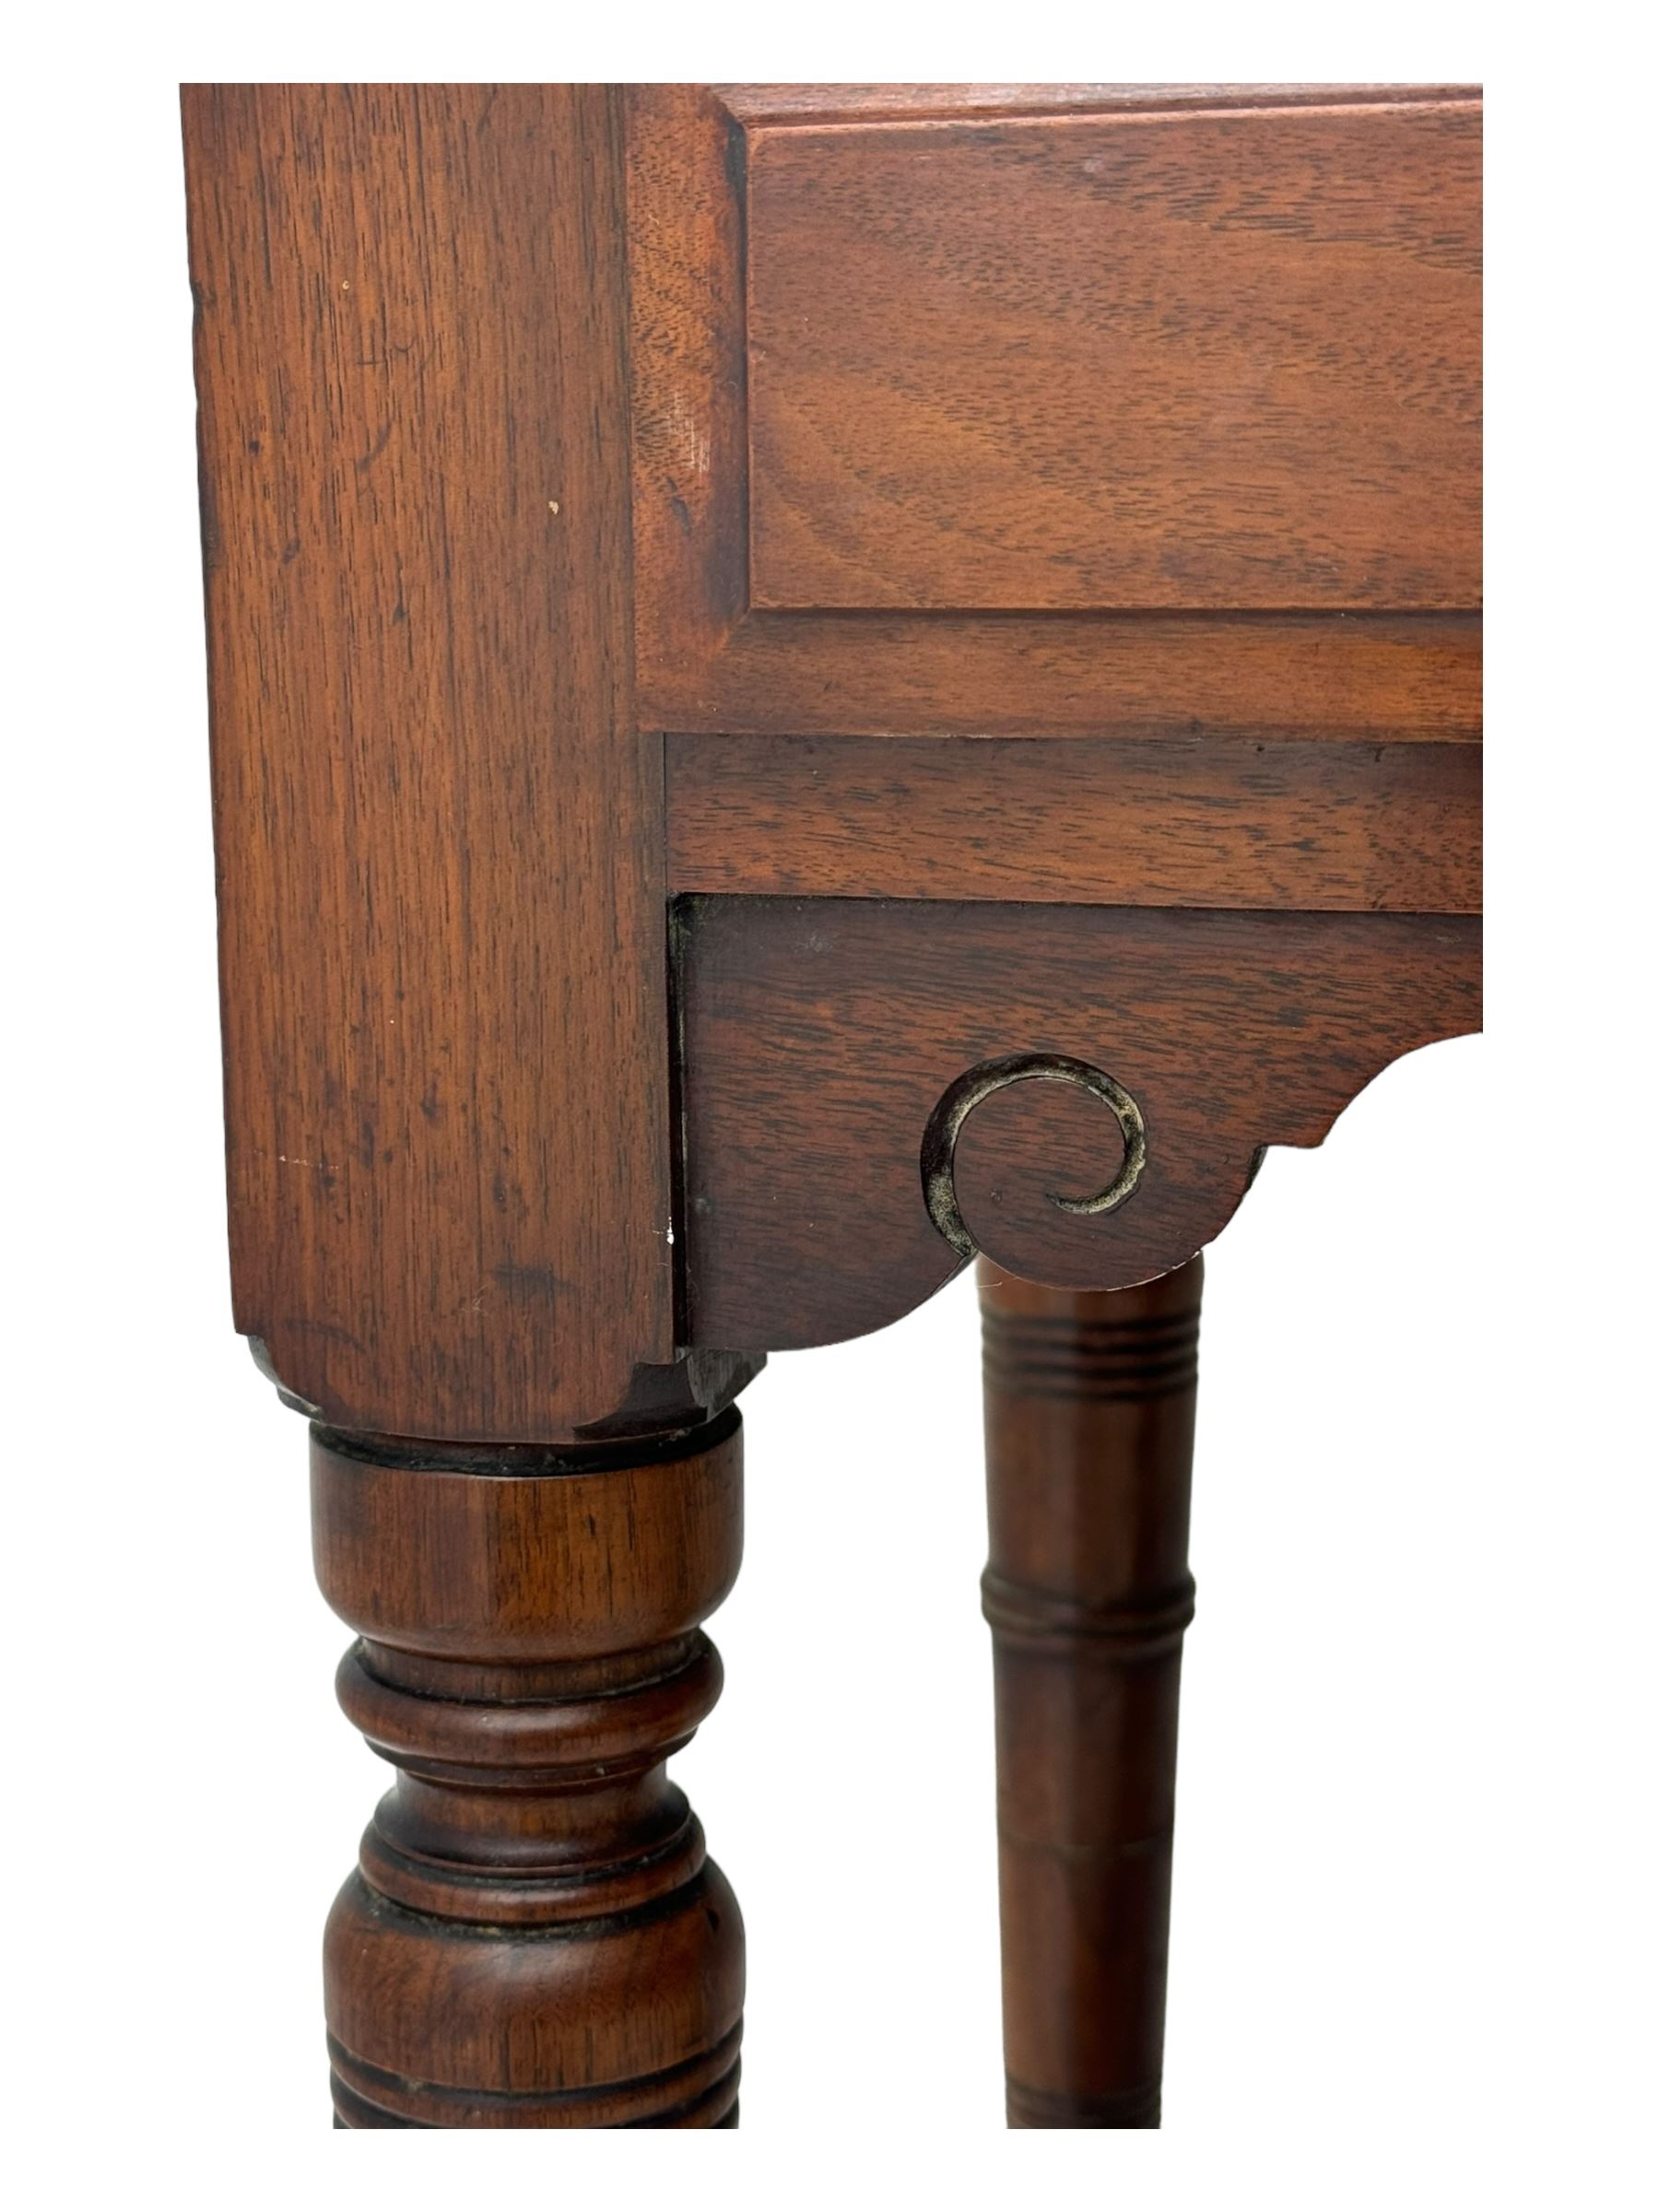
(311, 1410, 745, 2128)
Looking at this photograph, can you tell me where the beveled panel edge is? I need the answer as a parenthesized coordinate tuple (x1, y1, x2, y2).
(627, 86, 1484, 741)
(717, 84, 1481, 128)
(743, 99, 1481, 617)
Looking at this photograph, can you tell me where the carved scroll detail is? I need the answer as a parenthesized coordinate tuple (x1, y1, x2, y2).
(679, 899, 1481, 1347)
(921, 1053, 1148, 1262)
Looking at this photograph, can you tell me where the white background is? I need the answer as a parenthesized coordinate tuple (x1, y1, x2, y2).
(5, 10, 1653, 2206)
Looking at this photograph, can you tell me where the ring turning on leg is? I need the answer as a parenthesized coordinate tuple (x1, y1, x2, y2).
(979, 1256, 1202, 2128)
(312, 1411, 746, 2128)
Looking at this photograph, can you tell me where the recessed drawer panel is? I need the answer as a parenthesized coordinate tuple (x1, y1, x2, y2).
(746, 100, 1481, 613)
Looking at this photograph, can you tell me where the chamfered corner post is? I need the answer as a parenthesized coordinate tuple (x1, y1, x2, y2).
(978, 1253, 1203, 2128)
(312, 1410, 746, 2127)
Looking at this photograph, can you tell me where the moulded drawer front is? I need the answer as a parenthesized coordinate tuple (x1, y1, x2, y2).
(745, 100, 1482, 614)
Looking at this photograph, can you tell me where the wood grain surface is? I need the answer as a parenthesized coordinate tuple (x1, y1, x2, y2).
(184, 82, 1484, 2135)
(184, 85, 675, 1441)
(981, 1258, 1203, 2127)
(746, 100, 1481, 612)
(628, 85, 1482, 741)
(314, 1415, 746, 2127)
(677, 898, 1481, 1349)
(665, 734, 1480, 911)
(717, 84, 1472, 124)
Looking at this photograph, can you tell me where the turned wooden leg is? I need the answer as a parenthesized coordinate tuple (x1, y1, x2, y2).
(979, 1254, 1202, 2129)
(311, 1411, 745, 2128)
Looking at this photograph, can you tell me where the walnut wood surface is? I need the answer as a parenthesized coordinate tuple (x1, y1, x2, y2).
(184, 85, 674, 1442)
(717, 84, 1470, 124)
(678, 899, 1480, 1349)
(747, 100, 1480, 612)
(666, 734, 1480, 912)
(629, 85, 1482, 741)
(981, 1258, 1202, 2128)
(183, 84, 1483, 2132)
(186, 80, 1485, 1439)
(313, 1414, 745, 2127)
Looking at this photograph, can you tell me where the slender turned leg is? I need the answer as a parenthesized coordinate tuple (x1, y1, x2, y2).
(978, 1254, 1202, 2129)
(312, 1410, 745, 2128)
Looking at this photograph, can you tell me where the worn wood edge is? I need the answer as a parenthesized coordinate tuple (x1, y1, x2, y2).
(716, 84, 1480, 127)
